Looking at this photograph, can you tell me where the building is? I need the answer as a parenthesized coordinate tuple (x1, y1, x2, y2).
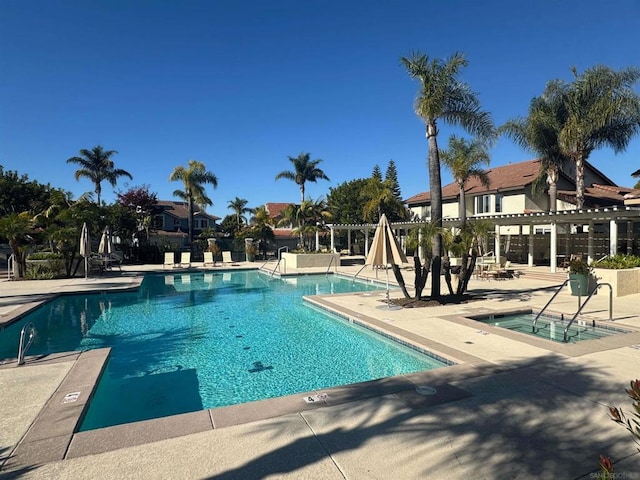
(402, 158, 640, 270)
(150, 200, 220, 250)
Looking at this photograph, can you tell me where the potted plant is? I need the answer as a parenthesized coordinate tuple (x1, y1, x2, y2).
(568, 256, 593, 296)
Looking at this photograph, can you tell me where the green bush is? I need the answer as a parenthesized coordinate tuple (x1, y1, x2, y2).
(27, 252, 64, 260)
(592, 254, 640, 270)
(25, 262, 60, 279)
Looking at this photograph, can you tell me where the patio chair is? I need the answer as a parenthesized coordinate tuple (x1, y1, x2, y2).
(203, 251, 215, 267)
(163, 252, 177, 269)
(222, 251, 233, 264)
(179, 251, 191, 268)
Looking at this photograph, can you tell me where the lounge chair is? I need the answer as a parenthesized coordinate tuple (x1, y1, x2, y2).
(163, 252, 177, 269)
(203, 251, 215, 267)
(222, 251, 233, 264)
(179, 252, 191, 268)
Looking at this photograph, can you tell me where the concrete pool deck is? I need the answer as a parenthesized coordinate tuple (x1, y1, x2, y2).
(1, 261, 640, 478)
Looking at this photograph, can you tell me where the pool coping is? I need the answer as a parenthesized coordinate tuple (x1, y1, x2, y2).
(3, 350, 489, 469)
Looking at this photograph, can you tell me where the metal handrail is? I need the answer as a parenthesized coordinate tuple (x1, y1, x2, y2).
(352, 263, 368, 283)
(7, 253, 15, 280)
(270, 257, 286, 277)
(532, 279, 581, 333)
(17, 322, 35, 366)
(563, 282, 613, 342)
(325, 255, 337, 275)
(278, 246, 289, 259)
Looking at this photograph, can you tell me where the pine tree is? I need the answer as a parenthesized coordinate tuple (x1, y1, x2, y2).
(371, 164, 382, 181)
(385, 160, 402, 202)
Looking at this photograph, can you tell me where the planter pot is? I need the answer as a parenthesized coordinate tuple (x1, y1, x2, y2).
(568, 273, 592, 296)
(593, 267, 640, 297)
(246, 253, 256, 262)
(281, 252, 341, 269)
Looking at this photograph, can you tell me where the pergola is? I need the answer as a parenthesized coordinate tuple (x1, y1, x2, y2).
(327, 205, 640, 273)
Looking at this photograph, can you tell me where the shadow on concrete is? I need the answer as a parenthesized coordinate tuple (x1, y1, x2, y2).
(207, 354, 639, 479)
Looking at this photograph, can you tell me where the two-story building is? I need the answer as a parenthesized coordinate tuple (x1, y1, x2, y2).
(403, 158, 639, 270)
(150, 200, 220, 250)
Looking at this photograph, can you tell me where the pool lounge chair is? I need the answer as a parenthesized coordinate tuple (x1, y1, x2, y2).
(179, 252, 191, 268)
(222, 251, 233, 264)
(203, 251, 215, 267)
(163, 252, 177, 269)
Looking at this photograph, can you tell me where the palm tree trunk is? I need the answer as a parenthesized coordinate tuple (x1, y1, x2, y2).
(300, 184, 305, 203)
(575, 152, 585, 209)
(187, 196, 194, 249)
(427, 121, 442, 298)
(547, 165, 559, 213)
(96, 184, 102, 205)
(458, 181, 467, 226)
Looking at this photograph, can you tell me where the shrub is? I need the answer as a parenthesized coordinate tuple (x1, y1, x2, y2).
(592, 254, 640, 270)
(568, 257, 593, 275)
(25, 262, 60, 279)
(27, 252, 64, 260)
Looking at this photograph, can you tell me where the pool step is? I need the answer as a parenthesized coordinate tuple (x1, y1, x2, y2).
(517, 269, 568, 284)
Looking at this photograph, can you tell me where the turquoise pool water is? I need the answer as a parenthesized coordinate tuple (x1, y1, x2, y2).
(0, 271, 449, 430)
(473, 312, 629, 343)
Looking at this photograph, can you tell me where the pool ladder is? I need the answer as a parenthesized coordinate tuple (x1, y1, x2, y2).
(532, 280, 613, 342)
(17, 322, 36, 366)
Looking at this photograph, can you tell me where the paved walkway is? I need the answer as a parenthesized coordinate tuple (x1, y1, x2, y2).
(1, 262, 640, 479)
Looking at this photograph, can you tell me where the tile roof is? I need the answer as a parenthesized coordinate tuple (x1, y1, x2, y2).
(557, 184, 634, 208)
(265, 202, 295, 219)
(405, 159, 542, 205)
(156, 200, 220, 221)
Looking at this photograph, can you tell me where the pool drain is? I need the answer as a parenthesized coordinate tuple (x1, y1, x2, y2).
(415, 386, 437, 396)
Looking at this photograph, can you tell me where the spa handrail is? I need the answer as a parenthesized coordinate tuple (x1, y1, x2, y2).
(563, 283, 613, 342)
(532, 279, 581, 333)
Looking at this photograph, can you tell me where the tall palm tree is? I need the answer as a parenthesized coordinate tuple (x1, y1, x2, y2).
(169, 160, 218, 247)
(401, 51, 494, 297)
(439, 135, 491, 225)
(275, 153, 330, 203)
(544, 65, 640, 209)
(67, 146, 132, 205)
(227, 197, 251, 226)
(501, 95, 568, 212)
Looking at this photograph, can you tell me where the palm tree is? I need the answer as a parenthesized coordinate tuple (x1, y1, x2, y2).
(169, 160, 218, 248)
(439, 135, 491, 225)
(401, 51, 494, 297)
(67, 146, 132, 205)
(275, 153, 330, 203)
(0, 212, 31, 278)
(544, 65, 640, 209)
(227, 197, 251, 226)
(501, 95, 568, 212)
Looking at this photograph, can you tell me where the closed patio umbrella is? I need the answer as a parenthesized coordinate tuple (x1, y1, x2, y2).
(98, 226, 114, 268)
(80, 222, 90, 279)
(365, 214, 408, 308)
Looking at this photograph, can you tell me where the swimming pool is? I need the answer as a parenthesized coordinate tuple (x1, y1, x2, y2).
(0, 271, 449, 430)
(471, 311, 630, 343)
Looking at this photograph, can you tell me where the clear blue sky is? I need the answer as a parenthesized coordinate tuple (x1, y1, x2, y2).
(2, 0, 639, 219)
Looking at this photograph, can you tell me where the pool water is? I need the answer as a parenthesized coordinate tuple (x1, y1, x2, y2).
(474, 312, 628, 343)
(0, 271, 448, 430)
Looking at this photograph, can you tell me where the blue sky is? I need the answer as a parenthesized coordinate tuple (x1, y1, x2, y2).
(1, 0, 639, 219)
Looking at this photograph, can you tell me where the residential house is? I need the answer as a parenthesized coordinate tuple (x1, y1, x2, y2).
(404, 158, 639, 265)
(150, 200, 220, 249)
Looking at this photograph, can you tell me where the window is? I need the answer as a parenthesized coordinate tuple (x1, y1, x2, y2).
(495, 193, 503, 213)
(475, 195, 491, 214)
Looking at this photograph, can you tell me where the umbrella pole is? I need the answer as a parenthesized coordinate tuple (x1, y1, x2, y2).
(386, 267, 390, 306)
(85, 255, 88, 280)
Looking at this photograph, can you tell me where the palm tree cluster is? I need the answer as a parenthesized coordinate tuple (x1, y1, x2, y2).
(401, 51, 495, 297)
(503, 65, 640, 209)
